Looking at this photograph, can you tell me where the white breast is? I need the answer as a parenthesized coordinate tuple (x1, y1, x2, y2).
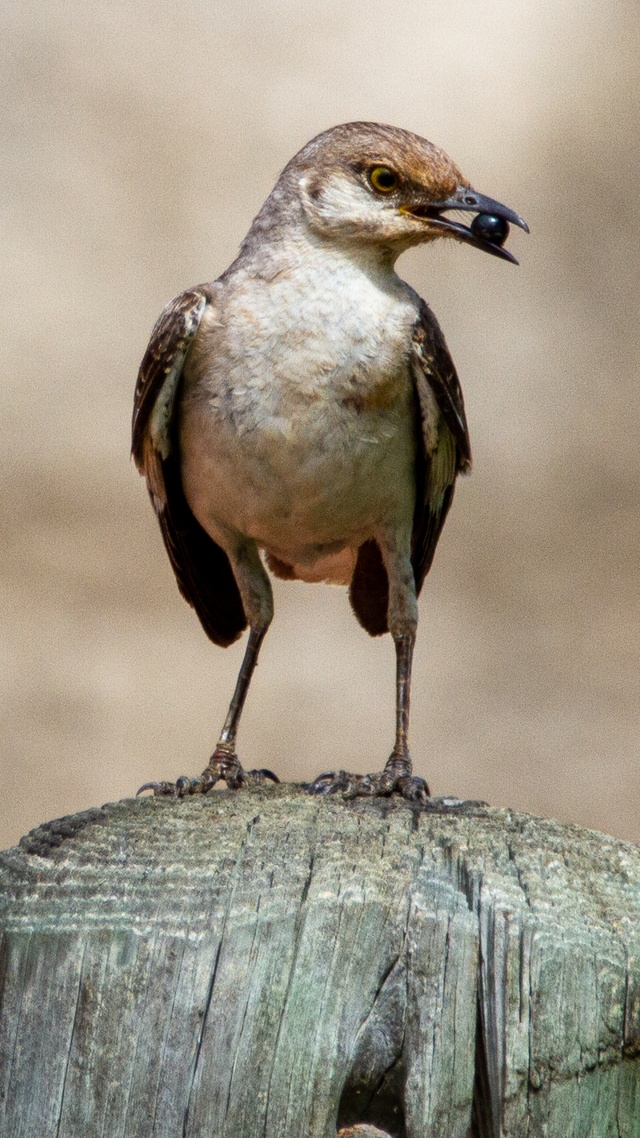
(179, 247, 423, 573)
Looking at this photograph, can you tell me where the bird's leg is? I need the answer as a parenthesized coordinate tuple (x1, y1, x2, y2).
(308, 538, 430, 803)
(378, 631, 430, 798)
(199, 624, 279, 791)
(138, 540, 279, 797)
(392, 631, 413, 767)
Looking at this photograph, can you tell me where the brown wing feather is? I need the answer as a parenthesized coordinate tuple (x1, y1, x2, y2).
(156, 454, 247, 647)
(410, 300, 471, 594)
(349, 539, 389, 636)
(133, 287, 247, 648)
(350, 302, 471, 636)
(132, 290, 207, 468)
(412, 299, 471, 473)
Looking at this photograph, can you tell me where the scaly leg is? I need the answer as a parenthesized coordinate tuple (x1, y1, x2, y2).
(139, 539, 279, 797)
(307, 536, 430, 803)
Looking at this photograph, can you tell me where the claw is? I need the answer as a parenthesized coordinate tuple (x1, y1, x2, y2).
(136, 773, 215, 797)
(136, 757, 280, 798)
(306, 762, 431, 803)
(248, 768, 280, 784)
(397, 774, 431, 802)
(306, 770, 349, 795)
(136, 780, 176, 797)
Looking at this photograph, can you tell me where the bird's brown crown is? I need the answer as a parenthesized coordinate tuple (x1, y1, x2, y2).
(284, 121, 464, 200)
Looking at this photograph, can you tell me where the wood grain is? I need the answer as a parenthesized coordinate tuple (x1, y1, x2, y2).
(1, 785, 639, 1136)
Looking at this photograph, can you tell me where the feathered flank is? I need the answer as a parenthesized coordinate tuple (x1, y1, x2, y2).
(132, 289, 209, 471)
(132, 286, 246, 647)
(410, 301, 471, 595)
(411, 300, 471, 474)
(349, 303, 470, 635)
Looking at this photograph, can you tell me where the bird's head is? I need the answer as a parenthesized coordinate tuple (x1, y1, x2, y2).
(279, 122, 528, 263)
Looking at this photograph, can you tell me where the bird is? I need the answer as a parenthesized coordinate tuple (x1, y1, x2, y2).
(132, 122, 527, 802)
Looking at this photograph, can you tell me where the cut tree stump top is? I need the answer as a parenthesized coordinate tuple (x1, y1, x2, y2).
(1, 784, 640, 1138)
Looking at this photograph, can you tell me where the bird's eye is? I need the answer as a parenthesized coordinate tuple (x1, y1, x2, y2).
(368, 166, 398, 193)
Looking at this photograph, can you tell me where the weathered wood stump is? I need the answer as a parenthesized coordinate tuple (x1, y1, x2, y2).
(1, 784, 640, 1136)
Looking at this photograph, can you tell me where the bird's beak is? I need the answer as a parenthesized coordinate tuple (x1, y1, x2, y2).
(407, 187, 529, 264)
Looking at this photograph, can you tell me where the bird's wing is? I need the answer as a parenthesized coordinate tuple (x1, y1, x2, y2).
(409, 299, 471, 594)
(349, 301, 471, 636)
(132, 287, 247, 647)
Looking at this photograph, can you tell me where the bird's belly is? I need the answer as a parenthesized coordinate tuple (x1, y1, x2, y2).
(180, 378, 417, 571)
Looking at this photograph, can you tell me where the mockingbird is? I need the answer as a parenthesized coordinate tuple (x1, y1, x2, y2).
(133, 122, 527, 802)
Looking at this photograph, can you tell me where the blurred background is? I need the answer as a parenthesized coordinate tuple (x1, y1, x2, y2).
(1, 0, 639, 850)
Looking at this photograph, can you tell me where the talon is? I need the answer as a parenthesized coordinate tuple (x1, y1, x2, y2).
(305, 774, 332, 794)
(306, 770, 349, 795)
(308, 771, 336, 786)
(136, 754, 280, 799)
(397, 774, 431, 802)
(246, 768, 280, 784)
(136, 780, 175, 797)
(307, 762, 431, 803)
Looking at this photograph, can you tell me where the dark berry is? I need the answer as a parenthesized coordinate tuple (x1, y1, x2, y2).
(470, 213, 509, 246)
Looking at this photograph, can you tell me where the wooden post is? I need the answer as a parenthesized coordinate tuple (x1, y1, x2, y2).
(1, 784, 640, 1137)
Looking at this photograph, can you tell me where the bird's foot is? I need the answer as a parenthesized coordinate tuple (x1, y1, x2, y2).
(137, 746, 279, 798)
(306, 752, 429, 804)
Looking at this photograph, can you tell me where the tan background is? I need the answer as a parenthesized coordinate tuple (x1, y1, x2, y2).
(1, 0, 639, 850)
